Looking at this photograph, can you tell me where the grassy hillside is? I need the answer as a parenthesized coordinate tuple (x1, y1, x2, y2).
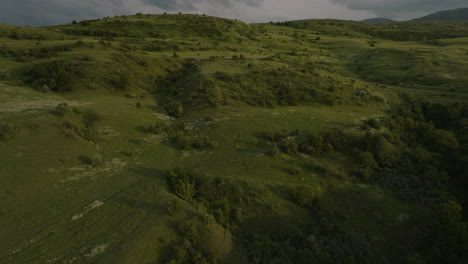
(0, 14, 467, 264)
(361, 18, 394, 24)
(415, 8, 468, 22)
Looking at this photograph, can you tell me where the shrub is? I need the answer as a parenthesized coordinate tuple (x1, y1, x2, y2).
(82, 109, 103, 128)
(289, 165, 303, 176)
(165, 199, 180, 216)
(167, 169, 197, 201)
(145, 122, 172, 134)
(0, 123, 13, 138)
(355, 151, 379, 181)
(53, 103, 69, 116)
(280, 138, 299, 155)
(291, 185, 321, 207)
(164, 101, 184, 117)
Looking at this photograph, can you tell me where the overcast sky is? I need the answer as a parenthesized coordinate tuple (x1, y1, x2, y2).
(0, 0, 466, 26)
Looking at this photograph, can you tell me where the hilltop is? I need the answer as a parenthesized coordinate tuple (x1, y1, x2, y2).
(415, 7, 468, 21)
(0, 13, 467, 264)
(360, 18, 394, 24)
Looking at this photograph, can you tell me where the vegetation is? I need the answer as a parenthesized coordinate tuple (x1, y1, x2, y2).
(0, 13, 467, 264)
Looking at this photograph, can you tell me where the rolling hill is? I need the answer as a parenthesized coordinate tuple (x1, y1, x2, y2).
(361, 17, 394, 24)
(0, 13, 467, 264)
(415, 7, 468, 21)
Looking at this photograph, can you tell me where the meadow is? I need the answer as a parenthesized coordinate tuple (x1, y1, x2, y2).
(0, 14, 467, 264)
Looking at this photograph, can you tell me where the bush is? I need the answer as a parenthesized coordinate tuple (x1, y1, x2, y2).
(53, 103, 69, 116)
(167, 169, 197, 201)
(144, 121, 172, 134)
(164, 101, 184, 117)
(82, 109, 103, 128)
(0, 123, 13, 138)
(355, 151, 379, 181)
(165, 199, 180, 216)
(291, 185, 321, 207)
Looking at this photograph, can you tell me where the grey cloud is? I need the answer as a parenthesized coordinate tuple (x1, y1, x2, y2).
(142, 0, 264, 10)
(0, 0, 465, 26)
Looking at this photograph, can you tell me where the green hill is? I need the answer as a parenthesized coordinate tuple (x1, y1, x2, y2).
(415, 7, 468, 21)
(361, 18, 394, 24)
(0, 14, 467, 264)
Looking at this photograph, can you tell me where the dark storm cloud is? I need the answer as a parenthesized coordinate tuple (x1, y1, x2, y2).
(142, 0, 263, 10)
(0, 0, 465, 26)
(330, 0, 467, 19)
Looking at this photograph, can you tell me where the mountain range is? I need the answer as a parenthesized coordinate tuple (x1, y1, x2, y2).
(361, 7, 468, 24)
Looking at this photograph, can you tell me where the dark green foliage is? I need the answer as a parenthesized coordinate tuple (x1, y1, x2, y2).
(0, 123, 13, 138)
(57, 107, 103, 141)
(82, 109, 103, 128)
(164, 101, 184, 117)
(114, 72, 130, 90)
(241, 217, 389, 264)
(354, 151, 379, 181)
(165, 199, 180, 216)
(170, 131, 214, 151)
(167, 169, 197, 201)
(53, 103, 69, 116)
(291, 186, 320, 207)
(157, 61, 224, 111)
(166, 168, 270, 229)
(144, 121, 172, 134)
(0, 43, 77, 60)
(430, 201, 468, 263)
(24, 61, 88, 92)
(357, 99, 468, 206)
(169, 218, 217, 264)
(260, 129, 338, 156)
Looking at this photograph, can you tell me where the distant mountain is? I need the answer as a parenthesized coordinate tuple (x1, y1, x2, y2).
(360, 18, 394, 24)
(415, 8, 468, 21)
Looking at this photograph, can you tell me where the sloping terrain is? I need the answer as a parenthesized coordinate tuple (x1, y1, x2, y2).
(0, 14, 467, 264)
(361, 18, 394, 24)
(415, 8, 468, 22)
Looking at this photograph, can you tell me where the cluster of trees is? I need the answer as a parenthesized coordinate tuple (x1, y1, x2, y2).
(354, 99, 467, 207)
(23, 61, 88, 92)
(9, 29, 47, 40)
(156, 61, 225, 112)
(0, 123, 13, 139)
(260, 128, 350, 157)
(53, 103, 103, 141)
(144, 121, 215, 151)
(0, 41, 86, 61)
(165, 168, 389, 263)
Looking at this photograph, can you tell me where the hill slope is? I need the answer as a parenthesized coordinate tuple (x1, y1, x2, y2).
(0, 14, 467, 264)
(361, 18, 394, 24)
(415, 7, 468, 21)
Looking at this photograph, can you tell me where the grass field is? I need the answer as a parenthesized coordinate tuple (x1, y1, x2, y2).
(0, 14, 467, 264)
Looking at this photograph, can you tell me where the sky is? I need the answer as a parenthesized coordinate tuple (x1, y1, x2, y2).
(0, 0, 466, 26)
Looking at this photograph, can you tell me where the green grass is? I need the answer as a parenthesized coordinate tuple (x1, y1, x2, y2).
(0, 14, 467, 264)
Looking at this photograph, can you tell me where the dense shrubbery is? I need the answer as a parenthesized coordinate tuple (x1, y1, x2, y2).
(0, 41, 85, 60)
(144, 121, 215, 151)
(54, 104, 103, 141)
(0, 123, 13, 138)
(354, 99, 468, 206)
(259, 129, 341, 156)
(164, 168, 390, 263)
(24, 61, 88, 92)
(156, 61, 224, 111)
(166, 168, 271, 229)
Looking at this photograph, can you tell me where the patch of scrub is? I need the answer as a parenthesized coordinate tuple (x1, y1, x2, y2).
(59, 158, 128, 184)
(84, 242, 110, 258)
(71, 200, 104, 221)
